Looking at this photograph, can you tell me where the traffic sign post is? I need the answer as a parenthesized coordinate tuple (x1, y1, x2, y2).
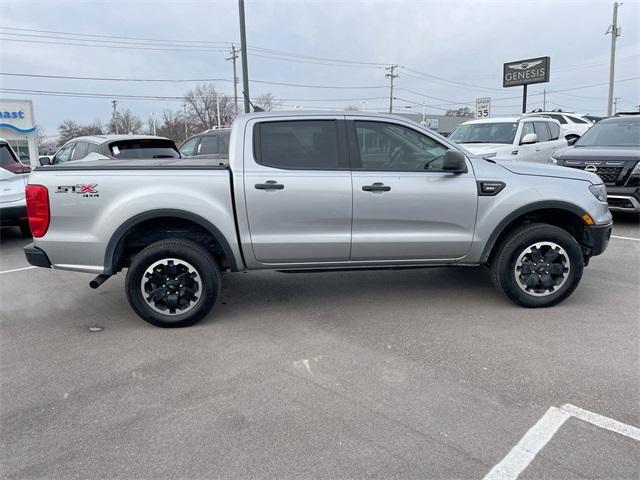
(475, 97, 491, 118)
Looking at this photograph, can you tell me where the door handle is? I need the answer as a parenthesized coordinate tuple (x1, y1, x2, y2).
(255, 180, 284, 190)
(362, 182, 391, 192)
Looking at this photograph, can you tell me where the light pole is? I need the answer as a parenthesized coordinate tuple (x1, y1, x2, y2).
(238, 0, 251, 113)
(606, 1, 622, 116)
(151, 112, 157, 136)
(360, 101, 367, 112)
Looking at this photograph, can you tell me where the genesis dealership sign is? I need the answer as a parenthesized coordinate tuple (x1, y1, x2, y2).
(503, 56, 550, 88)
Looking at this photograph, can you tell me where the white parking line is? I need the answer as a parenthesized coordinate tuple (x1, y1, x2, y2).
(612, 235, 640, 242)
(0, 266, 36, 275)
(483, 403, 640, 480)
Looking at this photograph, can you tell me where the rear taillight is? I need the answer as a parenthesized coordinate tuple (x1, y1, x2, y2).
(25, 184, 50, 237)
(1, 163, 31, 174)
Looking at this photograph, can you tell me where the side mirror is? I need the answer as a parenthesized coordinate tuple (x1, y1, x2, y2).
(39, 156, 51, 166)
(567, 136, 579, 146)
(521, 133, 538, 145)
(442, 150, 468, 173)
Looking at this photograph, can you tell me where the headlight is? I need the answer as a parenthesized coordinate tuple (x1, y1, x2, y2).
(631, 162, 640, 176)
(549, 155, 558, 165)
(589, 184, 607, 203)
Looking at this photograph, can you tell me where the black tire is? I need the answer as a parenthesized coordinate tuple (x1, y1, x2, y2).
(125, 238, 221, 327)
(490, 223, 584, 308)
(19, 221, 32, 238)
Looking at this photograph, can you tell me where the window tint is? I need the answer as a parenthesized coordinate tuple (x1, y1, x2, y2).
(355, 121, 448, 171)
(533, 122, 551, 142)
(257, 120, 340, 170)
(109, 139, 180, 159)
(548, 114, 567, 124)
(450, 122, 517, 144)
(567, 116, 588, 124)
(71, 141, 89, 160)
(199, 135, 219, 154)
(520, 122, 535, 142)
(0, 144, 19, 166)
(180, 137, 199, 156)
(54, 143, 74, 164)
(548, 122, 560, 140)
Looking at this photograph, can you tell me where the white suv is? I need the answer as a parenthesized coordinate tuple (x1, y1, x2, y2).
(525, 110, 593, 142)
(449, 117, 567, 163)
(0, 138, 31, 236)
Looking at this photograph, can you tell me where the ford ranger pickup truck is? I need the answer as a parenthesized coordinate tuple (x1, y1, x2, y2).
(24, 112, 613, 327)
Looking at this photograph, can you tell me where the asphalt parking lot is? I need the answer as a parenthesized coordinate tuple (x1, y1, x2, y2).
(1, 215, 639, 479)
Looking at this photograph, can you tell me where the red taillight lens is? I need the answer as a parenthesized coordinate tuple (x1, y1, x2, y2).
(25, 184, 50, 237)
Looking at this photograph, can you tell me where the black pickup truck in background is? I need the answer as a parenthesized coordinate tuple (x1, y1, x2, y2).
(552, 114, 640, 214)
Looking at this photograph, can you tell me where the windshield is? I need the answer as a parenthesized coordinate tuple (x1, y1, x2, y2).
(575, 120, 640, 147)
(449, 122, 517, 144)
(108, 139, 180, 159)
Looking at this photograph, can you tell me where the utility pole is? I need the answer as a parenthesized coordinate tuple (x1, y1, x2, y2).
(182, 102, 188, 139)
(421, 101, 427, 125)
(226, 44, 240, 116)
(111, 100, 118, 134)
(238, 0, 251, 113)
(543, 89, 547, 111)
(151, 112, 157, 136)
(613, 96, 621, 114)
(606, 1, 622, 117)
(216, 93, 222, 128)
(385, 64, 398, 114)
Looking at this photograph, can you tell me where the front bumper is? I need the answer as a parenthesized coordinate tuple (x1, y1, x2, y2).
(583, 222, 613, 258)
(24, 243, 52, 268)
(0, 205, 28, 227)
(606, 186, 640, 213)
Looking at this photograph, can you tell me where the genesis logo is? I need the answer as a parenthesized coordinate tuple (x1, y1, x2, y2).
(507, 60, 543, 71)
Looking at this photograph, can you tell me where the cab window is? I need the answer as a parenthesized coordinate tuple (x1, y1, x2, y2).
(54, 143, 75, 164)
(533, 122, 551, 142)
(199, 135, 220, 155)
(354, 121, 448, 171)
(520, 122, 535, 143)
(179, 137, 199, 157)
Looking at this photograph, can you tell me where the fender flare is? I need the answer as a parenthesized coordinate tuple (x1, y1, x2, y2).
(103, 209, 239, 274)
(479, 200, 588, 263)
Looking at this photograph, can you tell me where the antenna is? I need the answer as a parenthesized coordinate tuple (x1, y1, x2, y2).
(243, 91, 264, 112)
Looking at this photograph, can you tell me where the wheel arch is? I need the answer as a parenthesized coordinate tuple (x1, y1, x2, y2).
(481, 201, 590, 264)
(104, 209, 239, 274)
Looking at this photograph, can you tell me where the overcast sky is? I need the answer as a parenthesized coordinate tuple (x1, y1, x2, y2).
(1, 0, 638, 137)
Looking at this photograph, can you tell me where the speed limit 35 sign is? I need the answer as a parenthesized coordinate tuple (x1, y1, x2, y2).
(475, 97, 491, 118)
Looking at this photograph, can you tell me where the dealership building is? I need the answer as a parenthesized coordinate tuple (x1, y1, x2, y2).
(0, 99, 38, 166)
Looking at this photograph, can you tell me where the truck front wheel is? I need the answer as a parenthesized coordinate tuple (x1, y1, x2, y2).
(125, 239, 221, 327)
(490, 223, 584, 308)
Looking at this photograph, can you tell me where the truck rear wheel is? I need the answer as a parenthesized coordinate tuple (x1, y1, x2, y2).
(125, 238, 221, 327)
(490, 223, 584, 308)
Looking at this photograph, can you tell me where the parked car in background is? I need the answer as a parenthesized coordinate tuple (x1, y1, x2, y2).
(552, 115, 640, 213)
(526, 109, 593, 142)
(179, 128, 231, 159)
(25, 111, 612, 328)
(0, 138, 31, 237)
(42, 135, 180, 165)
(449, 116, 566, 163)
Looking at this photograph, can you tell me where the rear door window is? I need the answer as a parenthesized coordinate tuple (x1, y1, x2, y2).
(533, 122, 551, 142)
(109, 139, 180, 159)
(255, 120, 342, 170)
(548, 122, 561, 140)
(198, 135, 220, 155)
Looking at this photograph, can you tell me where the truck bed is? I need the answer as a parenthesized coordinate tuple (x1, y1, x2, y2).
(36, 157, 229, 171)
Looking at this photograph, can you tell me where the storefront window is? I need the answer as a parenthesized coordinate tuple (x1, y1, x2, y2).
(7, 140, 30, 163)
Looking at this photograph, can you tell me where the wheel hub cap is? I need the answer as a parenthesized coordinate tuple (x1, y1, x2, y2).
(514, 242, 570, 297)
(141, 258, 202, 315)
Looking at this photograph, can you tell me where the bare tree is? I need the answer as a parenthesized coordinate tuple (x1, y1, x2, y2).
(445, 107, 474, 118)
(254, 93, 281, 112)
(184, 83, 234, 132)
(108, 108, 143, 134)
(57, 119, 103, 145)
(150, 109, 191, 144)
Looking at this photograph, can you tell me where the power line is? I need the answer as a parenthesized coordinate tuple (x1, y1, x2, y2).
(0, 71, 387, 89)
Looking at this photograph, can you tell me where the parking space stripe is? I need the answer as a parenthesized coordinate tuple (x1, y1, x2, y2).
(611, 235, 640, 242)
(0, 266, 36, 275)
(483, 404, 640, 480)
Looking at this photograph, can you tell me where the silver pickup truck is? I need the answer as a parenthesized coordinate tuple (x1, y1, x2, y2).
(24, 112, 613, 327)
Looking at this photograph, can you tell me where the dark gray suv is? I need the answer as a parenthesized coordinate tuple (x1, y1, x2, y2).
(179, 128, 230, 158)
